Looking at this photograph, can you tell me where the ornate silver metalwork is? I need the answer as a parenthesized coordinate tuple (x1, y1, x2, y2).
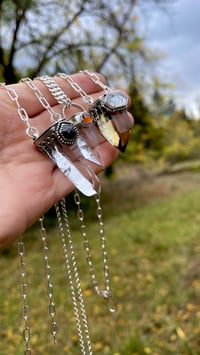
(34, 120, 100, 196)
(58, 72, 133, 152)
(20, 78, 101, 196)
(90, 91, 132, 153)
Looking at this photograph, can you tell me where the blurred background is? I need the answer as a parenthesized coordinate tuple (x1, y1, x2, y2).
(0, 0, 200, 354)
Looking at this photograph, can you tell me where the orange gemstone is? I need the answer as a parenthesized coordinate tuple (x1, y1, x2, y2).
(82, 112, 93, 125)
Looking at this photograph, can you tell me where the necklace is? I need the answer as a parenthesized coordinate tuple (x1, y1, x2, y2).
(37, 75, 117, 305)
(20, 77, 101, 196)
(58, 71, 132, 152)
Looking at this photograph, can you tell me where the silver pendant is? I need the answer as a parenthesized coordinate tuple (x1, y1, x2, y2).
(34, 120, 101, 196)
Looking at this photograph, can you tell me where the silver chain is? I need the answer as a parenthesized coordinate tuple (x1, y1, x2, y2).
(95, 193, 111, 295)
(74, 191, 98, 292)
(82, 70, 112, 93)
(58, 71, 111, 107)
(37, 75, 92, 123)
(18, 237, 31, 355)
(57, 73, 94, 106)
(39, 217, 58, 344)
(37, 75, 72, 106)
(74, 191, 117, 313)
(55, 199, 93, 355)
(20, 78, 62, 124)
(1, 83, 39, 139)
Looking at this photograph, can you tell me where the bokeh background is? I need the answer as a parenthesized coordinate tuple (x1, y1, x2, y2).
(0, 1, 200, 354)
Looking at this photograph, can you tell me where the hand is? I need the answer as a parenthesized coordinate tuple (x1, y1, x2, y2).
(0, 73, 133, 249)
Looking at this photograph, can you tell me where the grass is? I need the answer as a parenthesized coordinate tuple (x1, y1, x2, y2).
(0, 169, 200, 355)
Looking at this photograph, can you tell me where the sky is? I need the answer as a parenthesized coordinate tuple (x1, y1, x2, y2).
(136, 0, 200, 116)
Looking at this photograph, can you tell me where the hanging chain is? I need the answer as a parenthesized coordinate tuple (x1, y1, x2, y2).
(74, 190, 117, 313)
(20, 78, 62, 124)
(39, 217, 58, 344)
(59, 199, 93, 354)
(18, 237, 31, 355)
(1, 83, 39, 139)
(55, 199, 93, 355)
(55, 202, 87, 355)
(94, 194, 111, 296)
(74, 191, 99, 292)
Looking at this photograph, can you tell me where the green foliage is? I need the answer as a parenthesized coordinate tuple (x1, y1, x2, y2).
(123, 82, 166, 164)
(0, 171, 200, 354)
(125, 82, 200, 166)
(162, 110, 200, 163)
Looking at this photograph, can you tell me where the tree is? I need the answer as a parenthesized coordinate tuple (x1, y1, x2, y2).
(0, 0, 150, 84)
(0, 0, 169, 83)
(162, 109, 200, 162)
(124, 81, 165, 163)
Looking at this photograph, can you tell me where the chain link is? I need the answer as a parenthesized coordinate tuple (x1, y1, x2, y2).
(39, 217, 58, 344)
(21, 78, 62, 124)
(74, 190, 117, 312)
(37, 75, 94, 124)
(55, 199, 93, 355)
(57, 73, 94, 106)
(1, 84, 39, 139)
(95, 194, 110, 295)
(38, 76, 72, 106)
(74, 191, 99, 293)
(82, 70, 111, 93)
(18, 237, 32, 354)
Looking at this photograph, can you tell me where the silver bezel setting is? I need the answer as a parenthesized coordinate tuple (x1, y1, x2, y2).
(100, 92, 128, 112)
(55, 120, 79, 145)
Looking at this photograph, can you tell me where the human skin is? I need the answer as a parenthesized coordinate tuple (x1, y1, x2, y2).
(0, 73, 133, 249)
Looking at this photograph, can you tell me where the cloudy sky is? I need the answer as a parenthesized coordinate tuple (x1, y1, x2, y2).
(136, 0, 200, 116)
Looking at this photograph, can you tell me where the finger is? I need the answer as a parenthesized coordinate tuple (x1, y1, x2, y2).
(8, 73, 106, 118)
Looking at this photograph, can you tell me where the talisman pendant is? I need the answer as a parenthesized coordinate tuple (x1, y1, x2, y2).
(91, 91, 132, 152)
(34, 119, 101, 196)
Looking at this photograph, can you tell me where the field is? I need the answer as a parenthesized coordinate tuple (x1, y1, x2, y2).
(0, 166, 200, 355)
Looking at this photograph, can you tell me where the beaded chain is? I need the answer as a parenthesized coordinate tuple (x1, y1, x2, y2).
(39, 217, 58, 344)
(18, 238, 31, 355)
